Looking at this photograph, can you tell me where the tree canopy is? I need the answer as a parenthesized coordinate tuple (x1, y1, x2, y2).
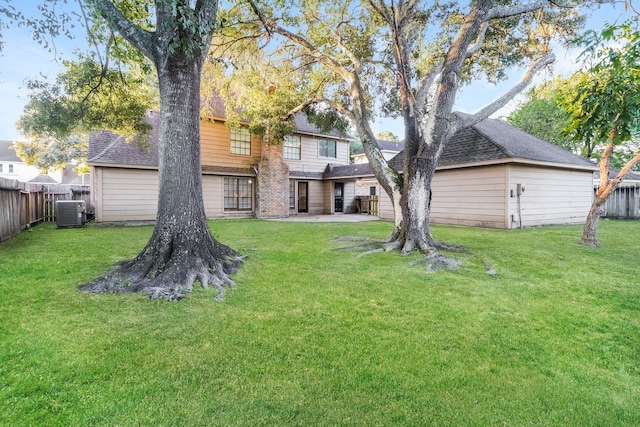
(238, 0, 591, 265)
(15, 53, 157, 173)
(561, 18, 640, 246)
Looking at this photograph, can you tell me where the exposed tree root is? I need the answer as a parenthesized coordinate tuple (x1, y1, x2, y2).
(356, 248, 385, 258)
(423, 252, 462, 273)
(334, 232, 500, 276)
(482, 259, 498, 277)
(333, 236, 385, 242)
(333, 236, 385, 252)
(79, 233, 244, 301)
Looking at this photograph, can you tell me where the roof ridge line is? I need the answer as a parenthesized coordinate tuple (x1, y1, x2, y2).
(469, 120, 514, 158)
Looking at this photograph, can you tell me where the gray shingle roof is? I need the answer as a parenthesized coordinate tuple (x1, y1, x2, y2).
(447, 115, 596, 168)
(0, 140, 21, 162)
(202, 165, 255, 176)
(29, 174, 59, 184)
(292, 113, 349, 139)
(323, 163, 373, 179)
(290, 170, 325, 179)
(88, 113, 160, 167)
(594, 168, 640, 182)
(327, 116, 596, 179)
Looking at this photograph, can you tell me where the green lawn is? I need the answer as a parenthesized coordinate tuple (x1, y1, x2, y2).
(0, 219, 638, 426)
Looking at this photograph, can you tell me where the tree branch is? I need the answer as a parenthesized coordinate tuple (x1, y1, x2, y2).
(246, 0, 353, 82)
(486, 0, 548, 21)
(415, 63, 442, 111)
(466, 22, 489, 58)
(87, 0, 156, 62)
(455, 53, 555, 131)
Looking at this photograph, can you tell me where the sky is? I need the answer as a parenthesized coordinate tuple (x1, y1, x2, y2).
(0, 2, 635, 142)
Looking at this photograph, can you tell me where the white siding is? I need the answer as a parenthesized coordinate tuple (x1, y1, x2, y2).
(507, 165, 593, 228)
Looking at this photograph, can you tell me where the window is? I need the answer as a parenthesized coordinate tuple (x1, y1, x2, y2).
(8, 164, 13, 173)
(289, 181, 295, 208)
(230, 128, 251, 156)
(319, 139, 336, 158)
(0, 164, 3, 173)
(224, 177, 253, 211)
(284, 135, 301, 160)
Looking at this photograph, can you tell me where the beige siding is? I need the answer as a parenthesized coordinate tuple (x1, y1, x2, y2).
(200, 120, 263, 168)
(201, 174, 254, 219)
(285, 135, 350, 173)
(343, 181, 357, 213)
(309, 180, 326, 214)
(97, 168, 159, 222)
(325, 180, 356, 214)
(288, 179, 324, 214)
(507, 165, 593, 228)
(95, 168, 254, 222)
(202, 175, 224, 218)
(429, 166, 508, 228)
(323, 181, 332, 214)
(378, 191, 394, 220)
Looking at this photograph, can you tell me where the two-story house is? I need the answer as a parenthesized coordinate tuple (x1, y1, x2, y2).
(0, 140, 63, 183)
(88, 110, 354, 223)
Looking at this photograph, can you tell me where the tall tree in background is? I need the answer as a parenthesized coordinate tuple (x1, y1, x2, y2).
(506, 79, 577, 153)
(14, 54, 157, 174)
(507, 76, 640, 168)
(76, 0, 244, 300)
(246, 0, 587, 268)
(559, 22, 640, 247)
(376, 131, 399, 142)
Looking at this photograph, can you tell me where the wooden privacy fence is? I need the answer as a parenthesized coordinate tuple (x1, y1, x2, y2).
(598, 185, 640, 220)
(0, 177, 92, 242)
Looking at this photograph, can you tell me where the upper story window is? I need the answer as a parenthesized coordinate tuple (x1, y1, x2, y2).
(319, 139, 336, 158)
(8, 164, 13, 173)
(0, 164, 3, 173)
(230, 128, 251, 156)
(284, 135, 301, 160)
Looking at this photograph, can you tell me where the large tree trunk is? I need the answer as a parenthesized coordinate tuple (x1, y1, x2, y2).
(80, 53, 243, 301)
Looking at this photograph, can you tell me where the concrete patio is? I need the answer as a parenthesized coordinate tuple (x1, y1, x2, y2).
(268, 214, 380, 222)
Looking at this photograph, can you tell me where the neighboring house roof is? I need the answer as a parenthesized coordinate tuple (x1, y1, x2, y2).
(0, 140, 21, 162)
(352, 139, 404, 156)
(326, 116, 596, 179)
(29, 174, 59, 184)
(594, 168, 640, 184)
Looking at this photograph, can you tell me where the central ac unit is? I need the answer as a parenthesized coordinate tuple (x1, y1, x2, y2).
(55, 200, 87, 228)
